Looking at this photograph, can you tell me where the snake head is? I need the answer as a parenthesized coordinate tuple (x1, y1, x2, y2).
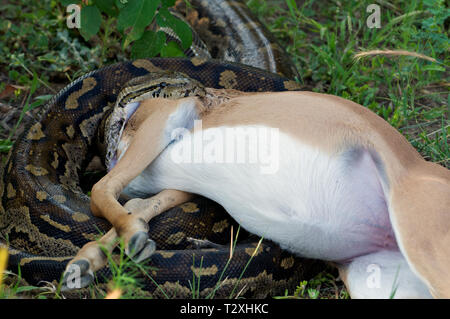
(117, 71, 206, 105)
(95, 106, 115, 164)
(103, 71, 206, 171)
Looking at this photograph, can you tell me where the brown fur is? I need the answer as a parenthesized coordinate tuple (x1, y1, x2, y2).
(74, 91, 449, 297)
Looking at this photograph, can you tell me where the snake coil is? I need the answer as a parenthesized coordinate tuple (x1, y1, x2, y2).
(0, 0, 321, 298)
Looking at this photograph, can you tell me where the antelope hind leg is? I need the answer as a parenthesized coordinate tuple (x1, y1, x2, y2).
(337, 250, 432, 299)
(62, 189, 193, 290)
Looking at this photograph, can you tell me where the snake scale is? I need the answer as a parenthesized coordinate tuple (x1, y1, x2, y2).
(0, 0, 322, 298)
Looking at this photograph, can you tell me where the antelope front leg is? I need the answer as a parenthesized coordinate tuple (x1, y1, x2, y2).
(91, 97, 199, 258)
(62, 189, 194, 290)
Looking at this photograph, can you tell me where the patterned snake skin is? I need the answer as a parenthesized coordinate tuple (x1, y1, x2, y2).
(0, 1, 322, 298)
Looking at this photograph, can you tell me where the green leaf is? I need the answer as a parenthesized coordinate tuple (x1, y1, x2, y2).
(95, 0, 119, 16)
(160, 41, 184, 57)
(80, 5, 102, 41)
(34, 94, 53, 102)
(60, 0, 75, 6)
(15, 285, 40, 293)
(161, 0, 176, 8)
(156, 7, 192, 50)
(285, 0, 298, 18)
(117, 0, 161, 49)
(0, 140, 13, 154)
(115, 0, 127, 9)
(421, 64, 445, 72)
(131, 30, 166, 59)
(8, 70, 19, 81)
(30, 71, 39, 95)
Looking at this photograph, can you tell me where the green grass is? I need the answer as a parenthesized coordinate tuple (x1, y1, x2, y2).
(275, 271, 350, 299)
(0, 227, 269, 299)
(0, 0, 449, 299)
(248, 0, 449, 167)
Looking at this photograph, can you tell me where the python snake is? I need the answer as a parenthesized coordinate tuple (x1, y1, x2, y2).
(0, 0, 322, 298)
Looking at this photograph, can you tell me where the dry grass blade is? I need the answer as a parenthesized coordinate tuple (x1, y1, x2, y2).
(0, 248, 8, 290)
(229, 225, 234, 260)
(105, 288, 122, 299)
(353, 50, 439, 63)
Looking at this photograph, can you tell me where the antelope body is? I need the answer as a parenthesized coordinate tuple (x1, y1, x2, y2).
(64, 88, 450, 299)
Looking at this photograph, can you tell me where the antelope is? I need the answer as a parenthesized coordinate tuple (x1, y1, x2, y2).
(62, 73, 450, 299)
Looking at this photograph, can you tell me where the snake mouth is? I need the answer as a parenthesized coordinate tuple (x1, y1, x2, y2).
(105, 102, 141, 171)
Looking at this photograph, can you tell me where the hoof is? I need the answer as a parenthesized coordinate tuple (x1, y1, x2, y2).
(131, 239, 156, 263)
(126, 231, 156, 262)
(61, 259, 94, 291)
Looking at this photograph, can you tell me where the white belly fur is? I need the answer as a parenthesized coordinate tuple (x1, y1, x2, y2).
(122, 125, 397, 262)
